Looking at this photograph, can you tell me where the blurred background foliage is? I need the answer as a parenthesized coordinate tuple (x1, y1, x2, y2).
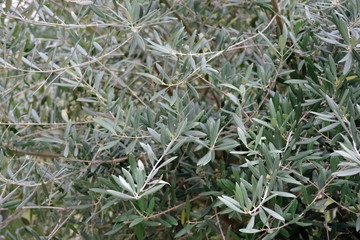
(1, 0, 360, 239)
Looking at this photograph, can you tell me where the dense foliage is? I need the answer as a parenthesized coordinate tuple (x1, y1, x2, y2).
(1, 0, 360, 239)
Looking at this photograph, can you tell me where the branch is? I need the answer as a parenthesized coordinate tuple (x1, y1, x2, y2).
(6, 147, 128, 164)
(271, 0, 283, 33)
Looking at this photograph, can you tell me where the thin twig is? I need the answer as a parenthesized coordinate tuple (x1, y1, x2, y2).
(0, 120, 92, 126)
(146, 195, 201, 219)
(215, 209, 226, 240)
(48, 209, 76, 240)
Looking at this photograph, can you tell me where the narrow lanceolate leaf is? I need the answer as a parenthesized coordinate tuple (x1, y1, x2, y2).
(110, 175, 132, 195)
(218, 195, 244, 213)
(356, 217, 360, 232)
(237, 127, 247, 146)
(253, 175, 264, 203)
(279, 35, 286, 52)
(31, 109, 41, 123)
(226, 93, 240, 106)
(118, 175, 135, 195)
(140, 184, 166, 197)
(239, 228, 261, 234)
(159, 156, 177, 169)
(235, 183, 245, 209)
(133, 32, 146, 51)
(139, 142, 157, 165)
(246, 215, 255, 229)
(129, 217, 144, 227)
(137, 72, 164, 84)
(122, 168, 136, 190)
(69, 204, 93, 209)
(253, 118, 275, 131)
(214, 139, 239, 150)
(336, 16, 350, 44)
(271, 191, 297, 198)
(259, 32, 280, 57)
(262, 207, 285, 221)
(148, 128, 161, 142)
(0, 57, 14, 68)
(90, 4, 106, 18)
(76, 44, 88, 56)
(106, 190, 134, 200)
(175, 119, 188, 138)
(33, 137, 63, 144)
(319, 122, 340, 132)
(98, 140, 119, 151)
(90, 188, 109, 195)
(331, 150, 360, 164)
(94, 117, 116, 133)
(22, 57, 41, 71)
(197, 151, 213, 166)
(332, 168, 360, 177)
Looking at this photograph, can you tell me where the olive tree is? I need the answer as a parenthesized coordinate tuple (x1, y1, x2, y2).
(1, 0, 360, 239)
